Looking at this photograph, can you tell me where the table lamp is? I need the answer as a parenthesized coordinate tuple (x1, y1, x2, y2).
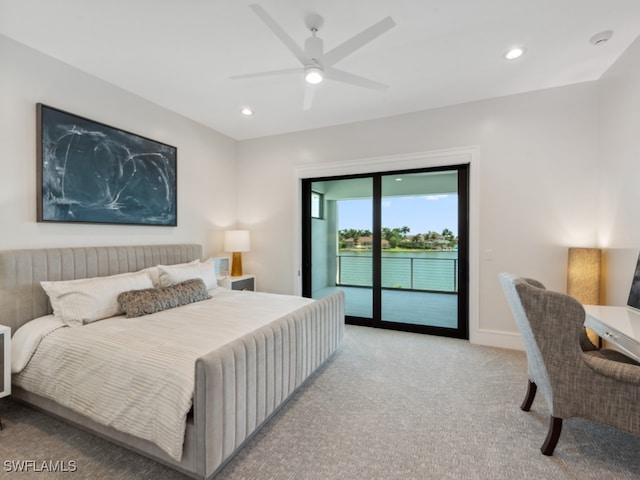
(225, 230, 250, 277)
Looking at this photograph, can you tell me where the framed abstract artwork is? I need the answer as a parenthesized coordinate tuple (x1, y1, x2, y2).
(37, 104, 177, 226)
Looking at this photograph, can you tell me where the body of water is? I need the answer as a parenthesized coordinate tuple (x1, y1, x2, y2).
(338, 250, 458, 292)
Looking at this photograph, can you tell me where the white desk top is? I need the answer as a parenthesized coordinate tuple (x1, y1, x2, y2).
(584, 305, 640, 362)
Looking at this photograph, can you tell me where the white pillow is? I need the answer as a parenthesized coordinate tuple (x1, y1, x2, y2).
(158, 258, 217, 290)
(11, 315, 65, 373)
(139, 260, 199, 287)
(139, 266, 161, 287)
(41, 271, 154, 327)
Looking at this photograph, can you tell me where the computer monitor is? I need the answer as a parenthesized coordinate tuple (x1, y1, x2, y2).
(627, 252, 640, 310)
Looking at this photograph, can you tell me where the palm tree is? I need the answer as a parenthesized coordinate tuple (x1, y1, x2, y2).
(442, 228, 456, 247)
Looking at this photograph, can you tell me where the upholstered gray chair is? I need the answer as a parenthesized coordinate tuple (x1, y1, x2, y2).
(499, 272, 640, 455)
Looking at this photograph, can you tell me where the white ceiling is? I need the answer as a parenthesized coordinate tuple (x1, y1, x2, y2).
(2, 0, 639, 140)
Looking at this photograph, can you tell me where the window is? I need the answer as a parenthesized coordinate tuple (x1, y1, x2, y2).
(311, 191, 323, 219)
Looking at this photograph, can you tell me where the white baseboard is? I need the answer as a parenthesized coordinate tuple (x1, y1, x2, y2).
(470, 329, 524, 351)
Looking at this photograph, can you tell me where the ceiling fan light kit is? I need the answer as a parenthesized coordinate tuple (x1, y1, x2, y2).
(305, 66, 323, 84)
(231, 4, 396, 110)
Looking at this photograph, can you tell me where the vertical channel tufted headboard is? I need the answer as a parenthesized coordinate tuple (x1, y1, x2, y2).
(0, 244, 202, 334)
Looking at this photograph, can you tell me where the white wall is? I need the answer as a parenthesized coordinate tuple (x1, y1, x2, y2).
(0, 35, 237, 258)
(236, 82, 600, 348)
(597, 35, 640, 306)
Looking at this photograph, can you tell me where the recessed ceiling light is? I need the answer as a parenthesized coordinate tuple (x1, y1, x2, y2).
(505, 47, 526, 60)
(241, 107, 253, 116)
(590, 30, 613, 46)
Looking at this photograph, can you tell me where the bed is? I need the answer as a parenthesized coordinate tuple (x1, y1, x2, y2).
(0, 244, 344, 479)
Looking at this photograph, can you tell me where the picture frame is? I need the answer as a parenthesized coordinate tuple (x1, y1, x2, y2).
(37, 104, 177, 226)
(213, 256, 231, 278)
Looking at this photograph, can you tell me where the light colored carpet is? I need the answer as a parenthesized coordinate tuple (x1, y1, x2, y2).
(1, 325, 639, 479)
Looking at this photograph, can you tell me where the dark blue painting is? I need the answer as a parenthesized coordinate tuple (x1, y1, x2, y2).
(37, 104, 177, 226)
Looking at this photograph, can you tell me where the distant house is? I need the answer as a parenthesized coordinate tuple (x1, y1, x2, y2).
(358, 236, 372, 247)
(342, 238, 356, 248)
(358, 236, 389, 249)
(342, 236, 389, 249)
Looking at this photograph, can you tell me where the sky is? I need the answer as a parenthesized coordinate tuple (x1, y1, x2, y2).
(338, 195, 458, 236)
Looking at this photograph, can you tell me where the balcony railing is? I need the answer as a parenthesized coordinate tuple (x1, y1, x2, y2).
(337, 254, 458, 293)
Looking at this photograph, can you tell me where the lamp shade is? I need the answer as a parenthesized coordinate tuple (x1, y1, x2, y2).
(224, 230, 250, 253)
(567, 247, 602, 305)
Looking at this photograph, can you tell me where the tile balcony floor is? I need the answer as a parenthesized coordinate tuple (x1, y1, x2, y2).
(313, 286, 458, 329)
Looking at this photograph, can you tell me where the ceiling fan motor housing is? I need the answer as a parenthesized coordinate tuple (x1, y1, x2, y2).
(305, 35, 324, 66)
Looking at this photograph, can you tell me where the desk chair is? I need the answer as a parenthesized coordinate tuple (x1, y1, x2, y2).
(499, 272, 640, 455)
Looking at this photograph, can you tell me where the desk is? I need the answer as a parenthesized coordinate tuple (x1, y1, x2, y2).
(0, 325, 9, 398)
(584, 305, 640, 363)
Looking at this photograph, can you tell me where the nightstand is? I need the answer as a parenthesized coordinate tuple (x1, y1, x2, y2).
(0, 325, 10, 430)
(218, 275, 256, 291)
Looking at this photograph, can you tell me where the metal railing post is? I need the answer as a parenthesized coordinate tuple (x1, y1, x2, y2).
(453, 259, 457, 292)
(410, 257, 414, 289)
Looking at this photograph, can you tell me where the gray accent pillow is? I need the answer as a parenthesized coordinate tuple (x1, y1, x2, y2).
(118, 278, 210, 318)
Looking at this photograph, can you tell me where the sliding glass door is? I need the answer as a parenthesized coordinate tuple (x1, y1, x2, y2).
(305, 176, 374, 319)
(302, 165, 468, 338)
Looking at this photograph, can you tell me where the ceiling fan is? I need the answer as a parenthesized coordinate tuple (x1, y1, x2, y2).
(230, 4, 396, 110)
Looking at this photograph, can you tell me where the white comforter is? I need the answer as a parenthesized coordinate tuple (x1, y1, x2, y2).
(12, 288, 314, 461)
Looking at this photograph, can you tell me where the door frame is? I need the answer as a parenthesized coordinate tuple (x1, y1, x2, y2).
(294, 147, 480, 341)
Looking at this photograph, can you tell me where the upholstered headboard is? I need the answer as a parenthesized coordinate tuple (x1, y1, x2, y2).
(0, 244, 202, 334)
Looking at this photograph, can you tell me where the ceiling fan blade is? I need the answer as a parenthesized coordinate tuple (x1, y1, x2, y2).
(249, 4, 310, 66)
(230, 67, 302, 80)
(325, 68, 389, 91)
(303, 83, 317, 111)
(323, 16, 395, 67)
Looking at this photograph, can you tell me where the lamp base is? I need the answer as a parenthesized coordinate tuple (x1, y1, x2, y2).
(231, 252, 243, 277)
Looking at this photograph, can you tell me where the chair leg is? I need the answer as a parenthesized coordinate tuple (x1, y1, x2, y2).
(520, 380, 537, 411)
(541, 416, 563, 456)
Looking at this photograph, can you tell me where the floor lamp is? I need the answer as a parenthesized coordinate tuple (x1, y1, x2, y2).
(225, 230, 250, 277)
(567, 247, 602, 346)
